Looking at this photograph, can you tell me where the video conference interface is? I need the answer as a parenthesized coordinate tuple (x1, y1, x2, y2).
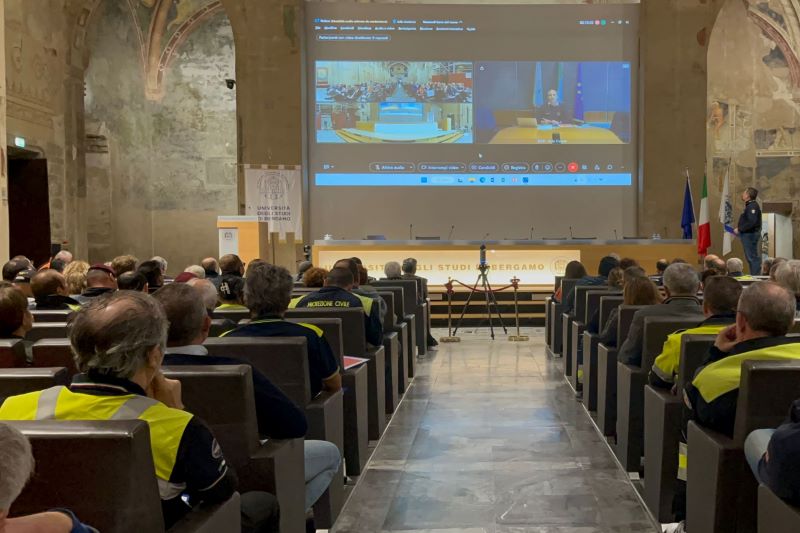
(306, 4, 639, 187)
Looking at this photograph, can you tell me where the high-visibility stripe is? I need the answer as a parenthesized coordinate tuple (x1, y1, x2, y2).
(652, 324, 728, 383)
(693, 342, 800, 402)
(677, 442, 688, 481)
(110, 395, 159, 420)
(35, 386, 64, 420)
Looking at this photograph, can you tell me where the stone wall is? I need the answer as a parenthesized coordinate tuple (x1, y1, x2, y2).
(83, 1, 236, 272)
(707, 0, 800, 259)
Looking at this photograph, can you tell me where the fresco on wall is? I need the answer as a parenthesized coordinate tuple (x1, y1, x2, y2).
(708, 100, 752, 156)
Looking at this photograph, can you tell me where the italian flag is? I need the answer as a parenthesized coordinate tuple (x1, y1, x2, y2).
(697, 174, 711, 255)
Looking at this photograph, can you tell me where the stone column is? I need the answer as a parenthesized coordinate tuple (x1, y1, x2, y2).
(0, 0, 8, 264)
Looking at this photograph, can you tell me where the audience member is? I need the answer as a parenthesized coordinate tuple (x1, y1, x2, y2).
(214, 254, 245, 289)
(586, 265, 642, 334)
(186, 278, 219, 315)
(2, 259, 28, 282)
(73, 264, 118, 305)
(703, 254, 719, 271)
(150, 256, 169, 277)
(745, 398, 800, 506)
(685, 282, 800, 437)
(619, 258, 639, 270)
(154, 284, 341, 519)
(216, 275, 247, 311)
(354, 264, 388, 318)
(302, 267, 328, 288)
(136, 260, 164, 293)
(117, 271, 148, 292)
(110, 255, 138, 277)
(554, 260, 587, 302)
(48, 258, 66, 273)
(712, 257, 727, 275)
(53, 250, 73, 265)
(184, 265, 205, 279)
(224, 262, 342, 396)
(63, 260, 90, 295)
(0, 283, 32, 341)
(617, 262, 703, 367)
(726, 257, 746, 278)
(201, 257, 220, 279)
(649, 276, 742, 389)
(761, 257, 776, 277)
(384, 261, 402, 280)
(0, 291, 250, 529)
(700, 269, 719, 288)
(290, 266, 384, 347)
(11, 270, 34, 300)
(0, 423, 97, 532)
(773, 260, 800, 313)
(656, 259, 669, 276)
(172, 272, 198, 284)
(401, 257, 428, 303)
(564, 256, 620, 314)
(594, 275, 661, 347)
(296, 260, 313, 282)
(29, 270, 80, 310)
(607, 267, 624, 289)
(770, 258, 788, 281)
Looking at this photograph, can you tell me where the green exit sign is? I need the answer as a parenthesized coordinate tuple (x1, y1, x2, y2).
(13, 137, 25, 148)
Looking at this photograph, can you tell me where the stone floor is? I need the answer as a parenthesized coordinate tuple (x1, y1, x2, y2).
(330, 327, 660, 533)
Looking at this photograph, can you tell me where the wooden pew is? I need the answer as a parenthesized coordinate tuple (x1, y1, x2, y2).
(372, 285, 411, 392)
(26, 322, 68, 342)
(550, 278, 579, 358)
(758, 484, 800, 533)
(212, 308, 250, 323)
(8, 419, 241, 533)
(30, 309, 72, 323)
(615, 316, 702, 471)
(376, 290, 401, 413)
(161, 364, 305, 533)
(209, 318, 236, 337)
(286, 316, 369, 478)
(596, 305, 648, 436)
(0, 338, 28, 368)
(583, 294, 623, 411)
(373, 279, 420, 373)
(643, 334, 715, 522)
(202, 337, 344, 528)
(687, 361, 800, 533)
(31, 338, 77, 374)
(568, 287, 614, 390)
(285, 308, 387, 440)
(0, 367, 69, 401)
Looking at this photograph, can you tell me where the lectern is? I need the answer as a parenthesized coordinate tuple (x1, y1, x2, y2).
(762, 202, 793, 259)
(217, 216, 301, 267)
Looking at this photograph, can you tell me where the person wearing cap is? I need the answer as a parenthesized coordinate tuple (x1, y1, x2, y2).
(215, 274, 247, 311)
(29, 271, 81, 311)
(72, 264, 118, 305)
(173, 271, 198, 284)
(563, 255, 620, 314)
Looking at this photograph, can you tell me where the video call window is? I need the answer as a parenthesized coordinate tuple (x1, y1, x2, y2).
(314, 61, 473, 144)
(474, 61, 632, 145)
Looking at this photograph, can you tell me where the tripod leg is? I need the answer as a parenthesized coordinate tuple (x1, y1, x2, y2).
(483, 279, 508, 334)
(452, 275, 481, 335)
(482, 272, 495, 340)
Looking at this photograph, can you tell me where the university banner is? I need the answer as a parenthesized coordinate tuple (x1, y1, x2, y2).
(244, 165, 303, 239)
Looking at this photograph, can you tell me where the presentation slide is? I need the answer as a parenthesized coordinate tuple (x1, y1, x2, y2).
(305, 3, 640, 241)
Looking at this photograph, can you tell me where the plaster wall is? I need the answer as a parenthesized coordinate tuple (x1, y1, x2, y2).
(83, 1, 236, 273)
(707, 0, 800, 259)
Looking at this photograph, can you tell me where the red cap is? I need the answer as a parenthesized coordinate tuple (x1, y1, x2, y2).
(89, 263, 116, 276)
(173, 272, 198, 283)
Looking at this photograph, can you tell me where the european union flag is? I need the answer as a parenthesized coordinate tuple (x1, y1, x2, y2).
(681, 177, 695, 239)
(533, 62, 544, 107)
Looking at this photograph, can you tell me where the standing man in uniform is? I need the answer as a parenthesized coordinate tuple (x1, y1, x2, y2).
(734, 187, 762, 275)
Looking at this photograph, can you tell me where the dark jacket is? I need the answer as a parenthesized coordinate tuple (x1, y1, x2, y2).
(759, 398, 800, 506)
(30, 294, 81, 311)
(617, 296, 704, 367)
(564, 275, 607, 314)
(738, 199, 762, 234)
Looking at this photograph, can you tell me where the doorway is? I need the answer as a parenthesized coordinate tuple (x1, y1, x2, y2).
(7, 147, 51, 266)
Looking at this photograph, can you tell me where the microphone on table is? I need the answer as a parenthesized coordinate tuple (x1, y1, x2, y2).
(447, 225, 456, 240)
(529, 226, 535, 240)
(614, 229, 618, 240)
(409, 224, 414, 240)
(569, 226, 574, 239)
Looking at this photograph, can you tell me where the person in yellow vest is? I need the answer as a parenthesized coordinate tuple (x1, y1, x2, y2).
(649, 275, 742, 390)
(685, 281, 800, 437)
(0, 291, 270, 530)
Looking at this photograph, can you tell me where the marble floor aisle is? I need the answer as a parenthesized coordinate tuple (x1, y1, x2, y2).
(331, 328, 660, 533)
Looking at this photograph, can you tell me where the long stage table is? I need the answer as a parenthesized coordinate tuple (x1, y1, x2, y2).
(313, 239, 697, 287)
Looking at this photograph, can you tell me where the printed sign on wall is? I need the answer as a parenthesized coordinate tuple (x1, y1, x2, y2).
(244, 165, 303, 239)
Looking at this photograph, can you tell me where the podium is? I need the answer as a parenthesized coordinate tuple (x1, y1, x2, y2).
(217, 216, 302, 268)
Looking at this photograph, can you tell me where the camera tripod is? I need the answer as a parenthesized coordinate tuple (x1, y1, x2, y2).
(452, 261, 508, 340)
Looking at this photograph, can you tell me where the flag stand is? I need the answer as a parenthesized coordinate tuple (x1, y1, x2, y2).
(439, 278, 461, 343)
